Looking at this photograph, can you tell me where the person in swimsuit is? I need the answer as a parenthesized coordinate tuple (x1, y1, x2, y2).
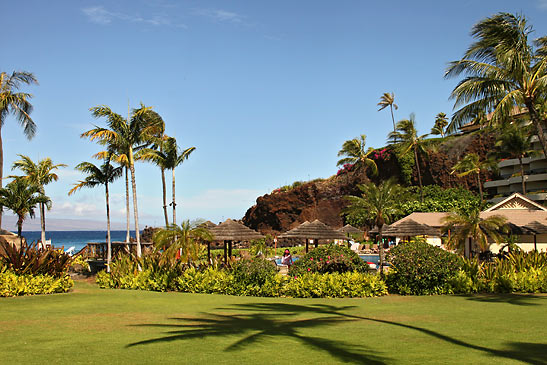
(281, 249, 293, 267)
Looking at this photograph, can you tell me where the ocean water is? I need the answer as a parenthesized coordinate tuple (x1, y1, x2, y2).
(20, 231, 137, 253)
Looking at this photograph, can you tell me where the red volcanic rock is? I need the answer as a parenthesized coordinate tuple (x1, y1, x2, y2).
(243, 133, 496, 235)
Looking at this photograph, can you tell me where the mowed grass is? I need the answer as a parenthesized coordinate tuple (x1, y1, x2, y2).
(1, 281, 546, 364)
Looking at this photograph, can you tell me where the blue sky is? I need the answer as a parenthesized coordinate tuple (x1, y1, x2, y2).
(2, 0, 547, 230)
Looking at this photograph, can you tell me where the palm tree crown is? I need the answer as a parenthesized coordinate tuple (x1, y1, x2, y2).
(0, 71, 39, 229)
(336, 134, 378, 179)
(494, 123, 539, 194)
(442, 209, 507, 256)
(431, 112, 449, 137)
(343, 178, 405, 269)
(0, 179, 50, 239)
(445, 13, 547, 156)
(451, 153, 495, 201)
(388, 114, 430, 201)
(377, 92, 398, 133)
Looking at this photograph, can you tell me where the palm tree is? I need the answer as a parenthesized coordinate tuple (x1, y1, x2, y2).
(451, 153, 495, 201)
(336, 134, 378, 182)
(377, 92, 398, 134)
(495, 124, 538, 195)
(68, 160, 122, 271)
(430, 112, 449, 137)
(152, 220, 212, 266)
(82, 104, 163, 257)
(343, 178, 405, 270)
(388, 114, 430, 202)
(0, 71, 38, 229)
(445, 13, 547, 157)
(0, 179, 50, 244)
(10, 155, 66, 245)
(442, 209, 507, 258)
(141, 137, 195, 225)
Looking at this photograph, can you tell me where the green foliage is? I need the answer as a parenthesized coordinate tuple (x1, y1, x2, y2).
(290, 245, 367, 276)
(0, 241, 72, 277)
(97, 255, 387, 298)
(394, 147, 415, 185)
(386, 240, 462, 295)
(248, 235, 273, 257)
(283, 272, 387, 298)
(0, 270, 73, 297)
(455, 251, 547, 294)
(398, 185, 483, 218)
(230, 258, 278, 295)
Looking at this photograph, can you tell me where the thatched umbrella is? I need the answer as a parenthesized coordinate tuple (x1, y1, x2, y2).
(338, 224, 363, 248)
(382, 219, 440, 238)
(208, 219, 264, 263)
(200, 220, 217, 229)
(279, 219, 346, 253)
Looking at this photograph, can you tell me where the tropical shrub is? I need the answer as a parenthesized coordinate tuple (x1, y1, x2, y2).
(230, 258, 277, 294)
(290, 244, 367, 276)
(0, 241, 72, 277)
(386, 239, 462, 295)
(283, 272, 387, 298)
(0, 270, 73, 297)
(398, 186, 483, 218)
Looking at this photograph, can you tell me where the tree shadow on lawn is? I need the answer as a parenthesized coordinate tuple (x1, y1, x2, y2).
(126, 307, 388, 364)
(461, 293, 547, 306)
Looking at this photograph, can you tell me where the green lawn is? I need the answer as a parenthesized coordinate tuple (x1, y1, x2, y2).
(1, 281, 546, 364)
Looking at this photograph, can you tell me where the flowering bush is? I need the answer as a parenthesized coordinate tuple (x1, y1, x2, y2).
(336, 163, 354, 176)
(372, 148, 390, 161)
(289, 244, 367, 276)
(0, 270, 73, 297)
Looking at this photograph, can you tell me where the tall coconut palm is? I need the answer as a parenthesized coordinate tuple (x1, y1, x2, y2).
(0, 71, 38, 229)
(10, 155, 66, 245)
(343, 178, 404, 270)
(0, 179, 50, 244)
(388, 114, 430, 202)
(445, 13, 547, 157)
(377, 92, 398, 134)
(495, 124, 538, 195)
(82, 104, 163, 257)
(451, 153, 496, 201)
(141, 137, 195, 226)
(430, 112, 449, 137)
(68, 160, 122, 271)
(152, 220, 212, 266)
(441, 209, 507, 258)
(336, 134, 378, 182)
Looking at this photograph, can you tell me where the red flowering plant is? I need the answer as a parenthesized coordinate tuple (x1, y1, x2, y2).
(289, 244, 367, 276)
(372, 148, 391, 162)
(336, 163, 354, 176)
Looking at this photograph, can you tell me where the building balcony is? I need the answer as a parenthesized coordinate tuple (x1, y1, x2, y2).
(484, 173, 547, 189)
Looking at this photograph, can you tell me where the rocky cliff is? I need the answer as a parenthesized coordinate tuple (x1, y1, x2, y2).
(243, 132, 495, 235)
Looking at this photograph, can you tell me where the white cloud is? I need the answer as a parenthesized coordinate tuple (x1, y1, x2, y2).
(82, 6, 186, 28)
(193, 8, 245, 23)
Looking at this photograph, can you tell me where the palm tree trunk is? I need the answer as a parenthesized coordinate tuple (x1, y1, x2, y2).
(414, 146, 424, 202)
(125, 166, 130, 243)
(389, 105, 396, 134)
(172, 168, 176, 226)
(40, 202, 46, 245)
(17, 215, 23, 246)
(161, 168, 169, 227)
(129, 150, 142, 257)
(524, 100, 547, 158)
(0, 127, 3, 230)
(378, 224, 384, 274)
(519, 156, 526, 195)
(476, 172, 483, 201)
(105, 182, 112, 272)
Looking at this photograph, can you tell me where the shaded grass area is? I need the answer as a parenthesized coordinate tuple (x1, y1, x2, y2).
(1, 281, 546, 364)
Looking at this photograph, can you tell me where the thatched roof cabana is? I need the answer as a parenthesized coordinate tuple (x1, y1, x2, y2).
(338, 224, 363, 235)
(382, 219, 440, 237)
(200, 220, 217, 229)
(279, 219, 346, 252)
(208, 219, 264, 262)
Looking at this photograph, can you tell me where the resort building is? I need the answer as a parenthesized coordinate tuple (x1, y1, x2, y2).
(475, 108, 547, 205)
(384, 193, 547, 254)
